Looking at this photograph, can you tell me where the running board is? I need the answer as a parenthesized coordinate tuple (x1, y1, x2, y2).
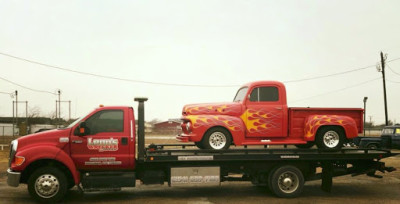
(242, 140, 307, 145)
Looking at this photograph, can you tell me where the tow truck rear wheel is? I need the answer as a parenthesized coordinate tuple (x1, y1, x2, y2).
(28, 166, 68, 203)
(269, 165, 304, 198)
(202, 127, 232, 150)
(316, 126, 344, 150)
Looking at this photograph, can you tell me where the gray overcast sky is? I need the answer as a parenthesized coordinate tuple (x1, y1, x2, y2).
(1, 0, 400, 124)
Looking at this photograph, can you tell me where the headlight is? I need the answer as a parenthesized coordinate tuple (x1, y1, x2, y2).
(11, 140, 18, 152)
(9, 140, 18, 168)
(186, 122, 192, 132)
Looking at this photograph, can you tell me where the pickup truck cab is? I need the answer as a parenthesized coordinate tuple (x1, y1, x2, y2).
(178, 81, 363, 150)
(358, 126, 400, 149)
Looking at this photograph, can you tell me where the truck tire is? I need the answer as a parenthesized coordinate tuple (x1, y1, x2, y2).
(202, 127, 232, 150)
(295, 142, 314, 149)
(316, 126, 344, 150)
(269, 165, 304, 198)
(367, 143, 379, 149)
(194, 142, 204, 149)
(28, 166, 68, 203)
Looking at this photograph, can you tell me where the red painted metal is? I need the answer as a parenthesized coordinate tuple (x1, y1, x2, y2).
(178, 81, 363, 146)
(9, 106, 136, 184)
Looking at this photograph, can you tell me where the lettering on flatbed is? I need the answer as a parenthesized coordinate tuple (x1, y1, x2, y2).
(178, 156, 214, 161)
(280, 155, 300, 159)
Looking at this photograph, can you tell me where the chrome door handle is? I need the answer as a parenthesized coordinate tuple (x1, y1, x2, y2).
(275, 107, 282, 110)
(72, 140, 82, 144)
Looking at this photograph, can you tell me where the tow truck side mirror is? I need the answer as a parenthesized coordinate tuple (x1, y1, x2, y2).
(75, 122, 90, 136)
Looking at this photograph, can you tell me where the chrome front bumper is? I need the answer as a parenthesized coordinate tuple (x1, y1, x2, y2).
(7, 168, 21, 187)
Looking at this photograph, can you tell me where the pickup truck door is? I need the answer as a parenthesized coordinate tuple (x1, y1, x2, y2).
(243, 86, 286, 137)
(70, 108, 134, 170)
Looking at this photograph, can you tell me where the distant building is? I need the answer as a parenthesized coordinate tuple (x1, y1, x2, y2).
(153, 119, 181, 134)
(135, 122, 154, 133)
(0, 117, 57, 136)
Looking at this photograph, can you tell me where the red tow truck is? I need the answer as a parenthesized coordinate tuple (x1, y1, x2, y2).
(7, 98, 397, 202)
(178, 81, 363, 150)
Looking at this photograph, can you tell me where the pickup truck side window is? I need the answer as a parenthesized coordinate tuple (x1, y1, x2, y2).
(85, 110, 124, 135)
(250, 87, 279, 102)
(382, 128, 394, 134)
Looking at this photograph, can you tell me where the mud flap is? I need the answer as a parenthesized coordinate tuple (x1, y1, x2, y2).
(321, 162, 333, 192)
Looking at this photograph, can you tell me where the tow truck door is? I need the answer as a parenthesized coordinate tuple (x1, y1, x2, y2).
(70, 108, 134, 170)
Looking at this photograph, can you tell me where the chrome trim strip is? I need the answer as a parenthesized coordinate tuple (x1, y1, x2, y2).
(130, 120, 134, 141)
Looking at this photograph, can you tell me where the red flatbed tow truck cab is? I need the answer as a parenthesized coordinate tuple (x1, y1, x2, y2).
(178, 81, 363, 150)
(6, 98, 397, 203)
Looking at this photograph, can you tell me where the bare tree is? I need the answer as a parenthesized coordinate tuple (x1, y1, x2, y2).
(28, 106, 42, 118)
(148, 118, 162, 125)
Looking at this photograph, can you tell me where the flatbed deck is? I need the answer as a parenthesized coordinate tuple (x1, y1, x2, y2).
(143, 144, 397, 162)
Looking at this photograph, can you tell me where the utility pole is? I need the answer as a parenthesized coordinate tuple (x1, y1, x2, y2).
(15, 90, 18, 131)
(55, 89, 72, 125)
(380, 52, 389, 126)
(58, 90, 61, 122)
(13, 101, 28, 135)
(57, 100, 72, 120)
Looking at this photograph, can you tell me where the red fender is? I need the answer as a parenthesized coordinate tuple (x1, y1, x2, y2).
(13, 146, 80, 184)
(304, 115, 358, 141)
(185, 115, 246, 144)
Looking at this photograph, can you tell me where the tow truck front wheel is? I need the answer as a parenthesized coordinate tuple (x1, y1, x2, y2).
(202, 128, 232, 150)
(269, 165, 304, 198)
(316, 127, 344, 150)
(28, 167, 68, 203)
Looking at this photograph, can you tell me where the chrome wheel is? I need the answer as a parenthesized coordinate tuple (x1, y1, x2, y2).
(323, 130, 340, 148)
(34, 174, 60, 199)
(278, 171, 299, 194)
(209, 132, 227, 150)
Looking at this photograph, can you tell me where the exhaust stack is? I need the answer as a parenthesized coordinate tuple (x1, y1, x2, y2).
(134, 97, 148, 162)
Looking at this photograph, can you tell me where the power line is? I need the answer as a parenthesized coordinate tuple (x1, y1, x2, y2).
(290, 77, 381, 103)
(283, 64, 376, 83)
(0, 76, 56, 95)
(0, 91, 12, 95)
(387, 57, 400, 63)
(387, 79, 400, 83)
(386, 63, 400, 76)
(0, 52, 238, 88)
(2, 51, 399, 87)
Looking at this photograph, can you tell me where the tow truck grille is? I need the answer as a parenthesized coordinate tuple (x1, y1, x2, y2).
(8, 143, 14, 168)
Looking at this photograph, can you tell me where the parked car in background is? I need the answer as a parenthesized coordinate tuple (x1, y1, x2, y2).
(357, 126, 400, 149)
(34, 128, 53, 133)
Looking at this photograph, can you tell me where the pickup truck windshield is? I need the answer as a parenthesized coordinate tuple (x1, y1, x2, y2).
(233, 87, 248, 102)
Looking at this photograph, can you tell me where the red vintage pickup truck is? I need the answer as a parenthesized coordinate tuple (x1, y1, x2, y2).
(178, 81, 363, 150)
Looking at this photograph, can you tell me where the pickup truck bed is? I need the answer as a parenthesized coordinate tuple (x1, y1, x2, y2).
(289, 108, 363, 138)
